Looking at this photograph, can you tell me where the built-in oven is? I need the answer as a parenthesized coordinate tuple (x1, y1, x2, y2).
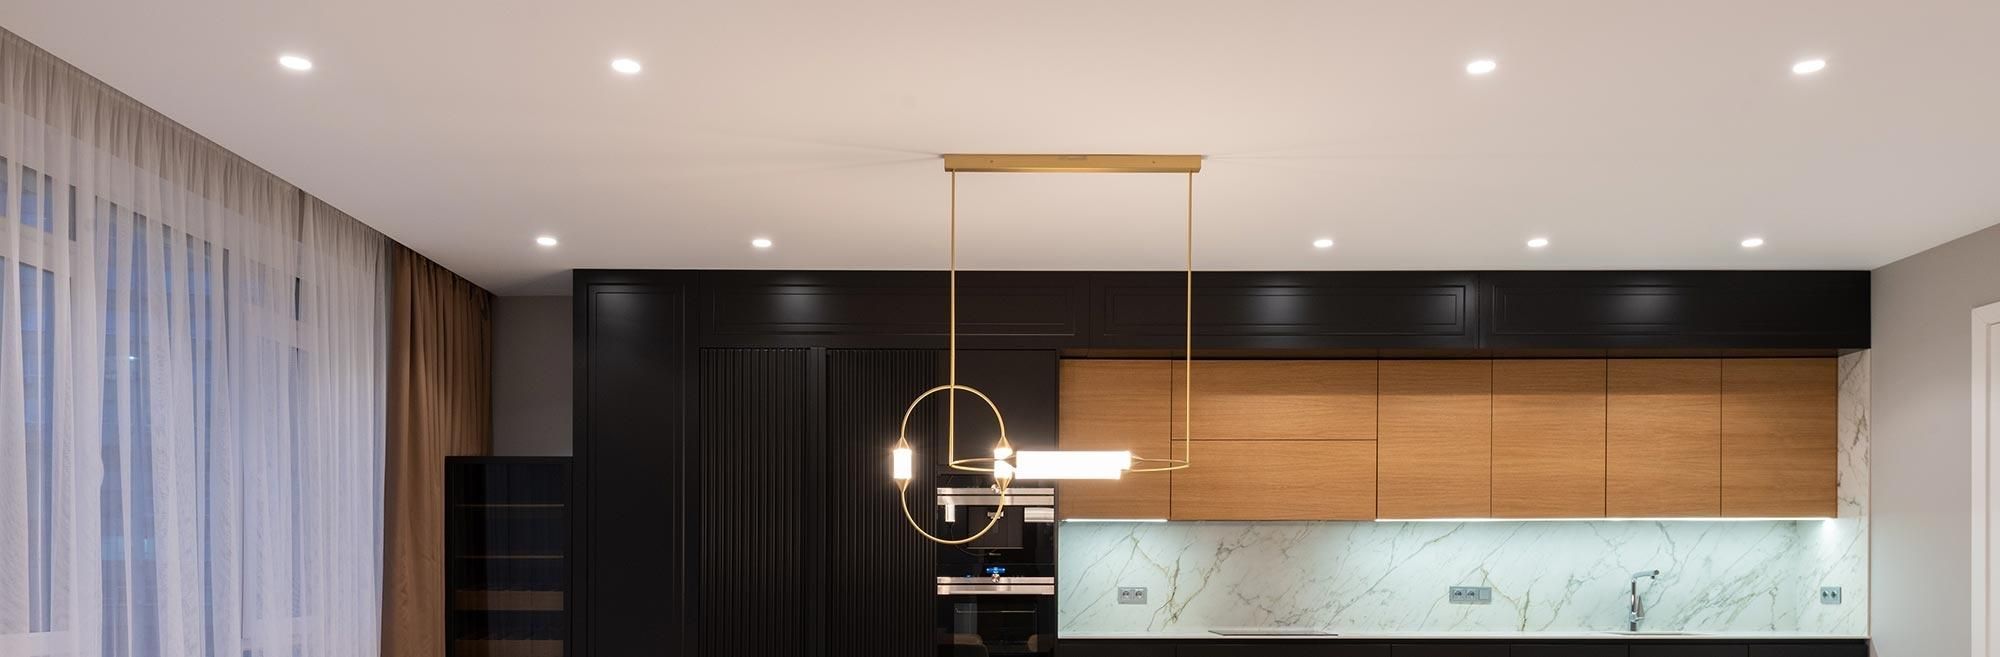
(933, 477, 1056, 657)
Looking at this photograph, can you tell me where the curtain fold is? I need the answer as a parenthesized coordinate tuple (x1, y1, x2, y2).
(1, 27, 391, 657)
(382, 244, 492, 657)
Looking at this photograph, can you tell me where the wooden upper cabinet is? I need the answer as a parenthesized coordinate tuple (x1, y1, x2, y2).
(1721, 358, 1837, 517)
(1608, 359, 1721, 517)
(1491, 360, 1607, 518)
(1378, 360, 1492, 518)
(1171, 440, 1376, 520)
(1057, 360, 1171, 519)
(1171, 360, 1377, 440)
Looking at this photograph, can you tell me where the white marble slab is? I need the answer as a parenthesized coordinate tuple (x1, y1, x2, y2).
(1056, 352, 1869, 636)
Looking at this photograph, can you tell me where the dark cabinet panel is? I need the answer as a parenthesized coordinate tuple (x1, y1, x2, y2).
(698, 271, 1088, 348)
(575, 275, 693, 656)
(1394, 644, 1509, 657)
(693, 349, 815, 656)
(1482, 271, 1868, 350)
(1630, 646, 1748, 657)
(1055, 643, 1175, 657)
(952, 349, 1060, 455)
(1746, 645, 1867, 657)
(1182, 644, 1392, 657)
(1091, 271, 1480, 350)
(824, 350, 943, 657)
(1514, 646, 1627, 657)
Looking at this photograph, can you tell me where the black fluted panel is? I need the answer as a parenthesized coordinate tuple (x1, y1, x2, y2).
(695, 348, 813, 656)
(824, 350, 943, 657)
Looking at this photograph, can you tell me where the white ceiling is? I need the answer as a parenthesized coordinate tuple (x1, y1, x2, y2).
(6, 0, 1999, 295)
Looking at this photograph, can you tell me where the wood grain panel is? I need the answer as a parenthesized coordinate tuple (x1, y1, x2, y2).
(1492, 360, 1607, 518)
(1721, 358, 1837, 517)
(1169, 360, 1377, 440)
(1608, 359, 1721, 517)
(1058, 360, 1172, 519)
(1378, 360, 1492, 518)
(1170, 440, 1376, 520)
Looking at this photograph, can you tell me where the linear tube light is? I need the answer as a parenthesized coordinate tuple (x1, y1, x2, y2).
(1013, 450, 1132, 480)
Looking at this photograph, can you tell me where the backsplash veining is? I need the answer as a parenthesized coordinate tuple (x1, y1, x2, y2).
(1057, 352, 1868, 636)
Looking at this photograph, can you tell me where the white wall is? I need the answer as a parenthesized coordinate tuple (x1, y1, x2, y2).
(492, 295, 573, 455)
(1871, 221, 2000, 656)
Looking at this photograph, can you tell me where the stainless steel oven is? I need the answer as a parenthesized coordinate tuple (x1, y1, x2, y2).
(934, 478, 1056, 656)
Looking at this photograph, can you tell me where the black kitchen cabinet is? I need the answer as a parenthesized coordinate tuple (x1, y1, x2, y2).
(444, 458, 573, 657)
(1180, 644, 1392, 657)
(1394, 644, 1509, 657)
(1056, 643, 1174, 657)
(1629, 645, 1747, 657)
(1514, 646, 1628, 657)
(1747, 645, 1868, 657)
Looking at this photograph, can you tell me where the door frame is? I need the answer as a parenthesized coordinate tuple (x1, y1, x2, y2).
(1974, 300, 2000, 656)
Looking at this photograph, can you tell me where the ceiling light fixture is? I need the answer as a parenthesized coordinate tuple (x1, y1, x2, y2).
(892, 154, 1203, 546)
(751, 238, 773, 248)
(1526, 237, 1550, 248)
(277, 54, 313, 71)
(1741, 237, 1765, 248)
(1313, 238, 1335, 249)
(610, 58, 642, 74)
(534, 235, 559, 247)
(1792, 59, 1826, 75)
(1466, 59, 1497, 75)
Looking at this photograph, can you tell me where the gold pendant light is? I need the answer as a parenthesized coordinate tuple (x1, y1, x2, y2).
(892, 154, 1201, 545)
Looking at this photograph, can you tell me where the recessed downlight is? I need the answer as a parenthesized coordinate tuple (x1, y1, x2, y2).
(534, 235, 559, 247)
(751, 238, 773, 249)
(1312, 238, 1335, 249)
(1466, 59, 1497, 76)
(1741, 237, 1766, 248)
(1792, 59, 1827, 75)
(1526, 237, 1550, 248)
(277, 54, 313, 71)
(610, 58, 642, 74)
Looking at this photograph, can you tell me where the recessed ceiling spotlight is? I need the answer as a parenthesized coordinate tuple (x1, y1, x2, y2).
(1792, 59, 1827, 75)
(751, 238, 773, 248)
(1526, 237, 1550, 248)
(1312, 238, 1335, 249)
(277, 54, 313, 71)
(1466, 59, 1498, 76)
(534, 235, 559, 247)
(1741, 237, 1766, 248)
(610, 58, 643, 74)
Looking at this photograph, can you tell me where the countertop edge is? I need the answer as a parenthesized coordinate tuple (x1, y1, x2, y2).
(1058, 632, 1870, 642)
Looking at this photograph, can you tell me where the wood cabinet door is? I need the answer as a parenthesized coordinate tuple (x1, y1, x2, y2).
(1492, 360, 1607, 518)
(1378, 360, 1493, 518)
(1171, 440, 1377, 520)
(1057, 360, 1172, 519)
(1171, 360, 1378, 440)
(1608, 359, 1721, 517)
(1720, 359, 1837, 517)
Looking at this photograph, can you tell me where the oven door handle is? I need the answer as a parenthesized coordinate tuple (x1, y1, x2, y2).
(936, 583, 1056, 596)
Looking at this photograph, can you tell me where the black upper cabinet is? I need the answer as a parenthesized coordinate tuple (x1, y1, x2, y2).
(1482, 271, 1868, 350)
(698, 270, 1089, 348)
(948, 350, 1061, 456)
(1090, 271, 1481, 350)
(679, 269, 1865, 352)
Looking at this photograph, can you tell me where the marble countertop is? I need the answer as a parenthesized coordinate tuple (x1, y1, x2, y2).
(1061, 630, 1869, 641)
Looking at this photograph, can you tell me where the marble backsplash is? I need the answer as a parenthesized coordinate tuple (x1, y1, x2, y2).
(1057, 352, 1869, 636)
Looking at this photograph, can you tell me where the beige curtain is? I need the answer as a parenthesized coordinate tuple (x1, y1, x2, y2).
(383, 244, 494, 657)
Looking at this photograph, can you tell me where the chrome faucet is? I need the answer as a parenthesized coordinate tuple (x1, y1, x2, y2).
(1629, 570, 1660, 631)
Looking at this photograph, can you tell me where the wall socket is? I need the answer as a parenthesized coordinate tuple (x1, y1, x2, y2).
(1118, 586, 1148, 605)
(1448, 586, 1493, 605)
(1819, 586, 1842, 605)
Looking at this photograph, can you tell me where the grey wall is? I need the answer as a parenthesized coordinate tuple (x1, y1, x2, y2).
(492, 295, 573, 456)
(1871, 221, 2000, 656)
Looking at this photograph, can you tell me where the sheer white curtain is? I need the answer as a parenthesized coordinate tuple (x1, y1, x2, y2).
(0, 30, 388, 657)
